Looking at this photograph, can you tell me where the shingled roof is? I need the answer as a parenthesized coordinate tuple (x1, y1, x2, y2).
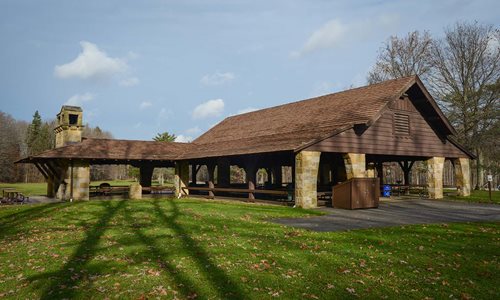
(19, 138, 190, 162)
(21, 75, 462, 163)
(182, 76, 419, 159)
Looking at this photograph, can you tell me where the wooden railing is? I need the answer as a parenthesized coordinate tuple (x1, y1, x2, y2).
(89, 185, 174, 196)
(142, 186, 174, 194)
(89, 185, 129, 196)
(182, 186, 288, 200)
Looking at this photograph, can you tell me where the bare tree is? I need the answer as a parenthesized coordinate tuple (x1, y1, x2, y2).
(430, 22, 500, 189)
(367, 31, 434, 84)
(0, 112, 25, 182)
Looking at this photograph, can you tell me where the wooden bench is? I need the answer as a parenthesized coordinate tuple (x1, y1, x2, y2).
(1, 188, 27, 204)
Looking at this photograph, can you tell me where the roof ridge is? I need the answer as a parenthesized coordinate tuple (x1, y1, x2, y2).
(82, 137, 190, 145)
(225, 75, 416, 119)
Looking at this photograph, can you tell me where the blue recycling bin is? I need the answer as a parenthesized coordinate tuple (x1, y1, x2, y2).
(382, 185, 392, 197)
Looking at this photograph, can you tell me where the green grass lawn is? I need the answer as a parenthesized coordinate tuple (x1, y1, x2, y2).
(0, 198, 498, 299)
(0, 180, 172, 197)
(0, 182, 47, 196)
(445, 190, 500, 204)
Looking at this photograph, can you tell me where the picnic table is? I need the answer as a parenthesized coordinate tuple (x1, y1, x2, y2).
(1, 188, 28, 204)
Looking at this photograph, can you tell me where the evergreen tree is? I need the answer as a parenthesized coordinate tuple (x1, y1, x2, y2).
(25, 111, 42, 155)
(153, 132, 177, 142)
(24, 111, 53, 182)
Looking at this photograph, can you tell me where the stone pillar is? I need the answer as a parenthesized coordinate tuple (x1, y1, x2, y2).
(343, 153, 366, 179)
(294, 151, 321, 208)
(366, 162, 376, 178)
(207, 163, 216, 198)
(139, 165, 154, 187)
(426, 157, 445, 199)
(129, 183, 142, 199)
(175, 161, 189, 197)
(58, 160, 90, 201)
(217, 158, 230, 187)
(245, 164, 257, 202)
(70, 161, 90, 201)
(454, 158, 471, 197)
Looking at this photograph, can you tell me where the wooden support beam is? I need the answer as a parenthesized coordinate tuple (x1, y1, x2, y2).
(39, 163, 52, 177)
(374, 162, 383, 185)
(46, 161, 60, 179)
(34, 162, 49, 179)
(398, 160, 415, 186)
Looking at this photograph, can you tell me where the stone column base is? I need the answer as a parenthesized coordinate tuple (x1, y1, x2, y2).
(129, 183, 142, 199)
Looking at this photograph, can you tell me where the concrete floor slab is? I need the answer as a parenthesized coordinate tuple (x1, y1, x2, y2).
(272, 198, 500, 232)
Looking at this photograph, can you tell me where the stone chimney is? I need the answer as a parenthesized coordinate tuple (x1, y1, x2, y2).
(54, 105, 84, 148)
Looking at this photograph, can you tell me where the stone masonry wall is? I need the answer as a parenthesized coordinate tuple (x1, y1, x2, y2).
(175, 161, 190, 197)
(427, 157, 445, 199)
(55, 160, 90, 201)
(295, 151, 321, 208)
(343, 153, 366, 179)
(454, 158, 471, 197)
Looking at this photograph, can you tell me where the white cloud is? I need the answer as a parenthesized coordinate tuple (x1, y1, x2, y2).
(291, 19, 347, 58)
(139, 101, 152, 109)
(192, 99, 224, 119)
(237, 107, 258, 115)
(64, 93, 94, 106)
(175, 135, 193, 143)
(185, 126, 201, 135)
(291, 15, 401, 58)
(119, 77, 139, 87)
(54, 41, 128, 80)
(201, 72, 235, 86)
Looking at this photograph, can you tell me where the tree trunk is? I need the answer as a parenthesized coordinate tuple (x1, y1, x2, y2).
(474, 148, 484, 190)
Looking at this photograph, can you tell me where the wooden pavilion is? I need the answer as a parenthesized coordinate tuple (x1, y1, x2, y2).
(18, 76, 474, 207)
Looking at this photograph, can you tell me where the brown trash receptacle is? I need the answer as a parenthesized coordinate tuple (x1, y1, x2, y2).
(332, 178, 380, 209)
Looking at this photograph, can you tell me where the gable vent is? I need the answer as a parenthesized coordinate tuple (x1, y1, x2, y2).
(394, 113, 410, 135)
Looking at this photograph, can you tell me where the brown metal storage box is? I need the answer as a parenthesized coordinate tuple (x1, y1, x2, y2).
(332, 178, 380, 209)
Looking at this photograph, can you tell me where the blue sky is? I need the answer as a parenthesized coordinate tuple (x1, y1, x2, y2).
(1, 0, 498, 141)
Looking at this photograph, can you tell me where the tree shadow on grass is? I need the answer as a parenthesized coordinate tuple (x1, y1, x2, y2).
(24, 199, 248, 299)
(121, 202, 202, 299)
(0, 202, 71, 239)
(28, 200, 125, 300)
(151, 199, 247, 299)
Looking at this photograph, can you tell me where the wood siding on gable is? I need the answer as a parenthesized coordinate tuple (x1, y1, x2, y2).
(306, 98, 468, 158)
